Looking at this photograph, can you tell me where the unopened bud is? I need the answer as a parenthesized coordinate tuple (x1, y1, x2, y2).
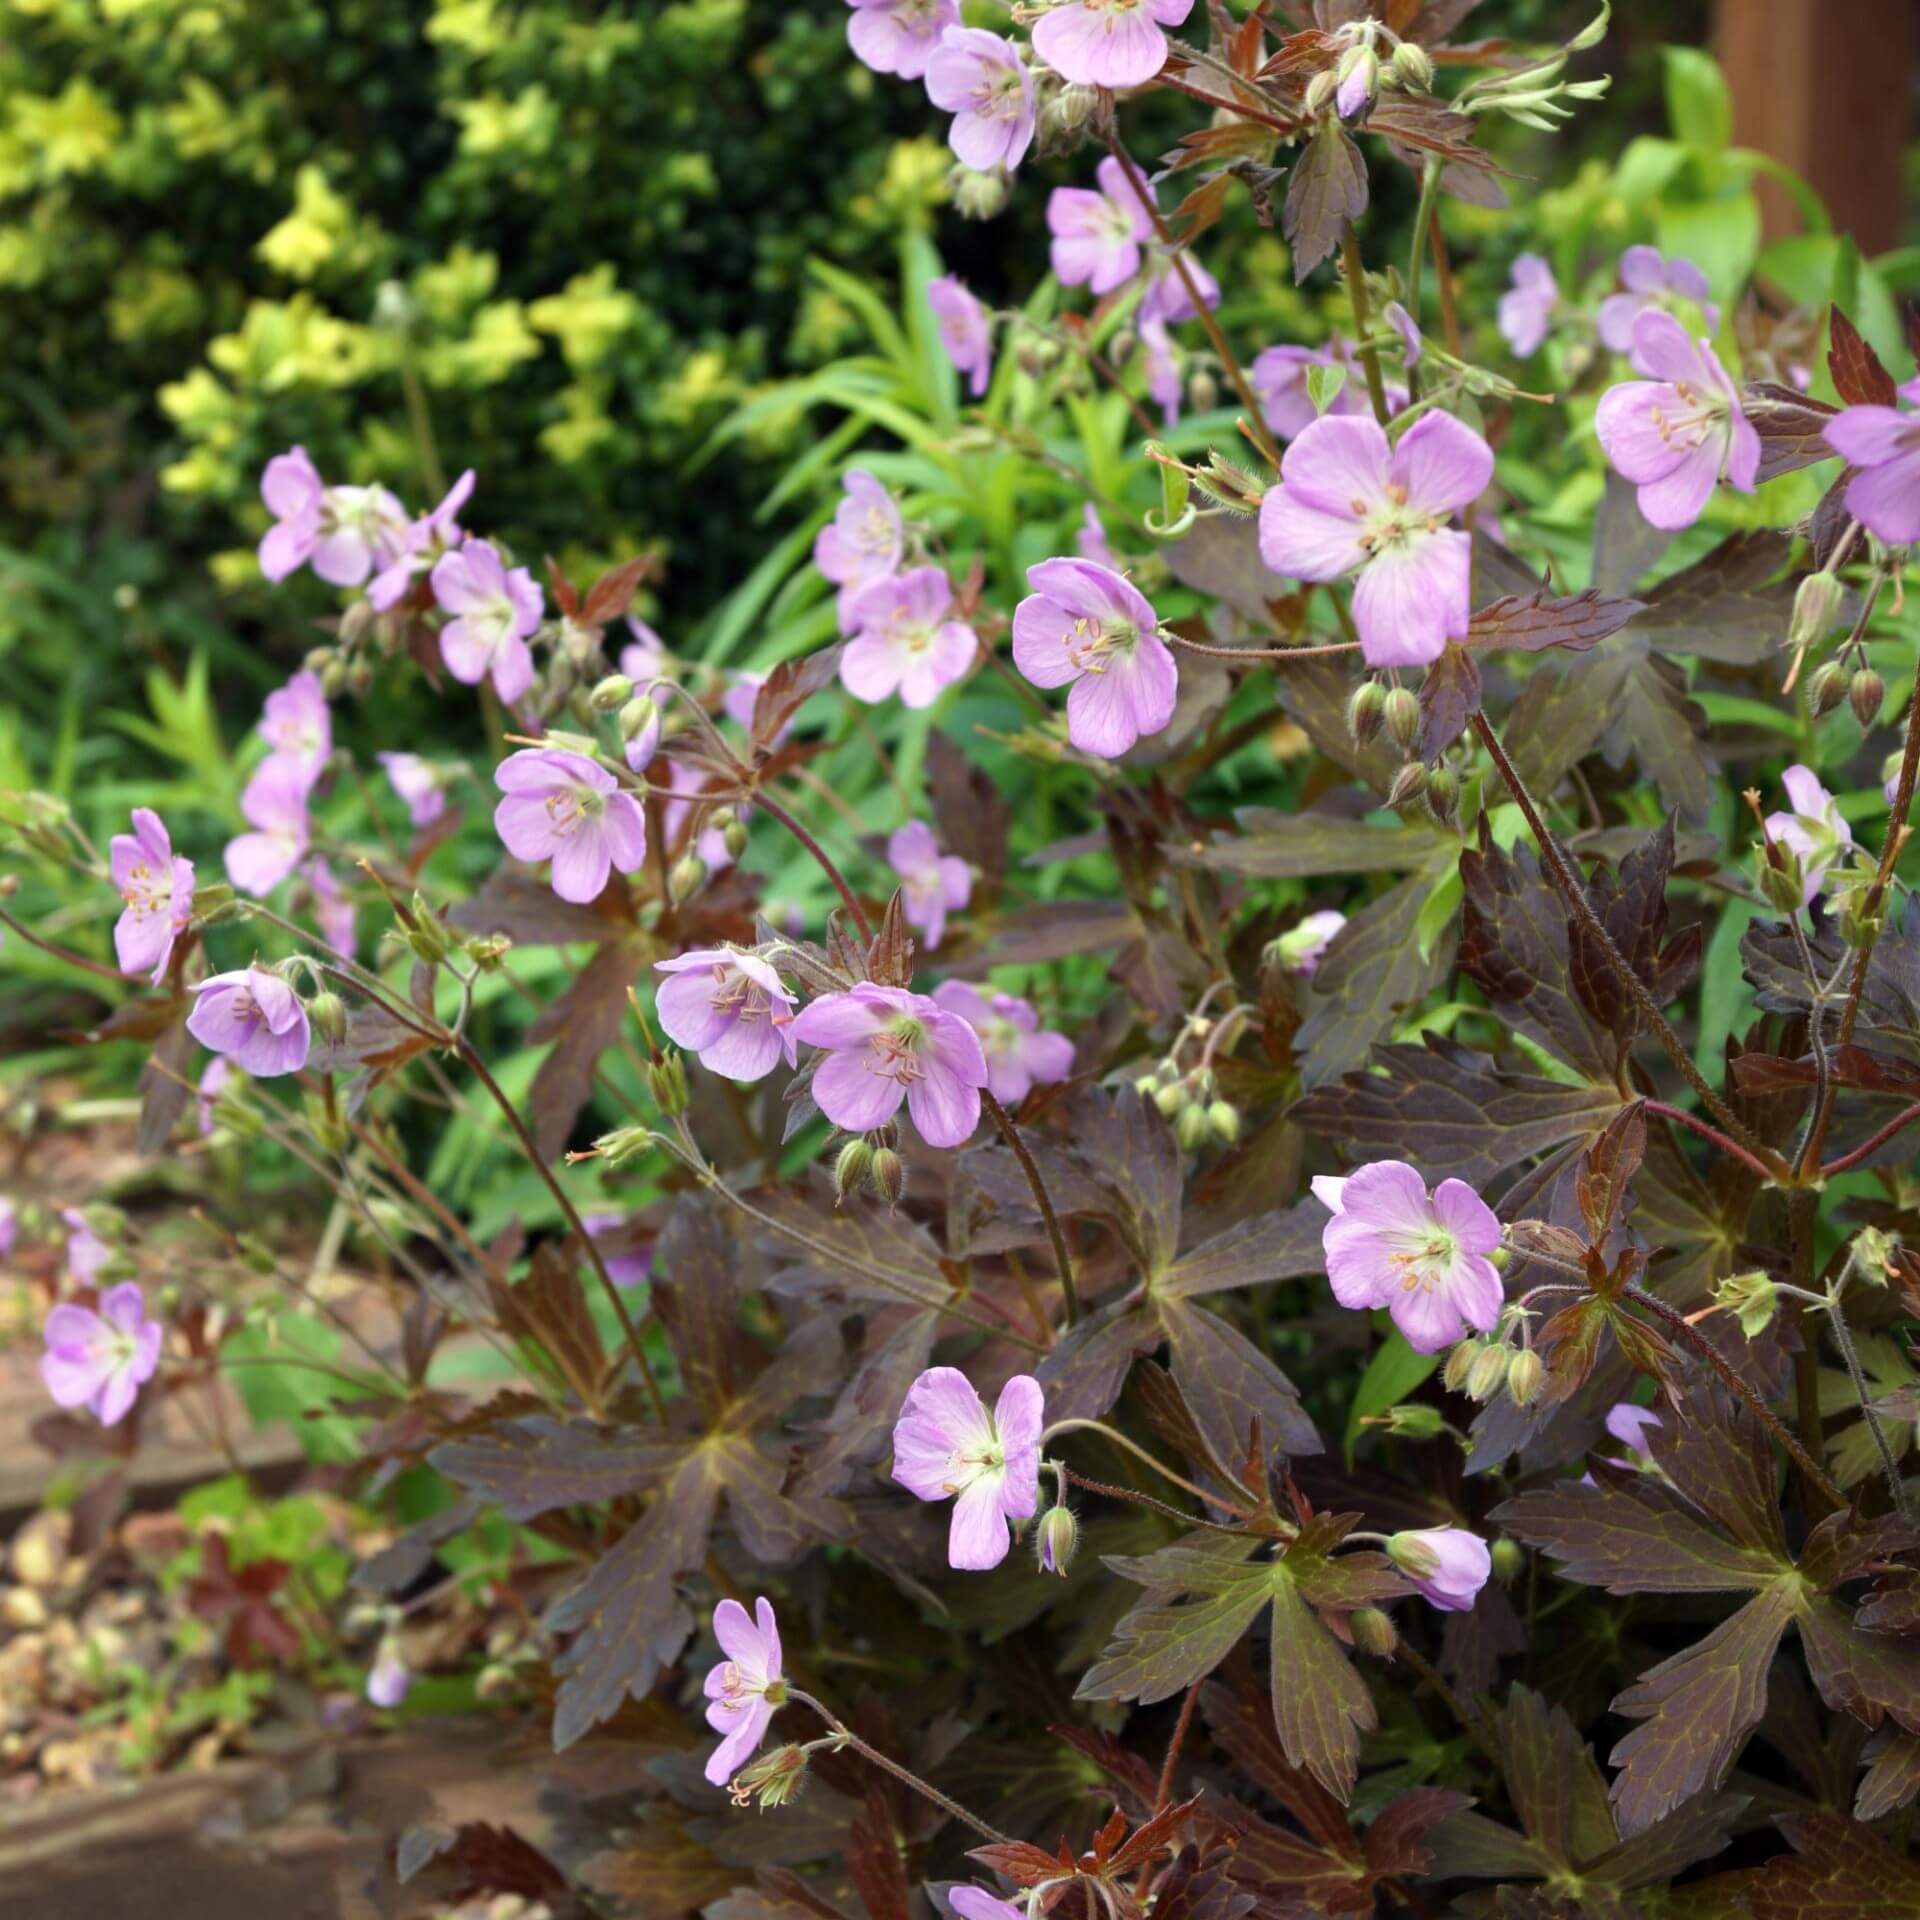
(345, 659, 374, 699)
(1850, 668, 1885, 729)
(1152, 1078, 1186, 1117)
(952, 165, 1009, 221)
(303, 647, 336, 675)
(1425, 766, 1459, 825)
(319, 658, 349, 698)
(1442, 1340, 1481, 1393)
(307, 991, 347, 1047)
(1383, 685, 1422, 753)
(1348, 680, 1387, 746)
(1351, 1606, 1397, 1657)
(669, 852, 707, 900)
(1788, 569, 1844, 654)
(1506, 1348, 1544, 1407)
(1304, 68, 1338, 115)
(1385, 1530, 1440, 1581)
(1490, 1537, 1525, 1583)
(591, 673, 634, 713)
(1206, 1099, 1240, 1145)
(406, 893, 449, 965)
(1714, 1268, 1778, 1338)
(648, 1050, 689, 1118)
(1807, 660, 1849, 718)
(475, 1663, 519, 1704)
(620, 695, 661, 772)
(1176, 1102, 1211, 1151)
(723, 814, 750, 859)
(1388, 762, 1429, 810)
(1037, 1505, 1079, 1577)
(1391, 41, 1435, 90)
(870, 1146, 905, 1208)
(1045, 82, 1096, 136)
(834, 1139, 875, 1205)
(1465, 1342, 1510, 1402)
(1132, 1073, 1160, 1097)
(1187, 368, 1219, 415)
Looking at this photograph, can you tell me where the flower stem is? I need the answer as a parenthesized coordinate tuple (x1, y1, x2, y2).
(1040, 1416, 1257, 1520)
(1339, 228, 1392, 428)
(1402, 162, 1444, 406)
(1822, 1102, 1920, 1177)
(982, 1089, 1076, 1329)
(754, 789, 874, 944)
(1642, 1100, 1780, 1184)
(1822, 1271, 1910, 1517)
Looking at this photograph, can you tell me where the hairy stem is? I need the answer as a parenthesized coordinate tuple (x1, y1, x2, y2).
(1643, 1100, 1780, 1184)
(1339, 228, 1391, 427)
(1042, 1416, 1257, 1520)
(1402, 162, 1444, 405)
(754, 789, 874, 943)
(1823, 1280, 1910, 1517)
(982, 1089, 1076, 1328)
(1822, 1101, 1920, 1177)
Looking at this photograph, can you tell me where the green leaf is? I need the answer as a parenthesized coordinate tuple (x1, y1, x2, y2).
(1343, 1330, 1440, 1468)
(1079, 1539, 1270, 1707)
(1663, 47, 1732, 154)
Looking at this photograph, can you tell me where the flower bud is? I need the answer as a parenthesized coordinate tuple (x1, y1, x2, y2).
(1152, 1078, 1186, 1117)
(1425, 766, 1459, 825)
(1382, 1402, 1446, 1440)
(307, 991, 348, 1047)
(1788, 569, 1844, 654)
(1714, 1268, 1778, 1338)
(1347, 679, 1387, 746)
(669, 852, 707, 900)
(1176, 1102, 1212, 1151)
(1037, 1505, 1079, 1577)
(1187, 368, 1219, 415)
(475, 1663, 520, 1704)
(952, 166, 1010, 221)
(320, 658, 350, 699)
(1206, 1099, 1241, 1145)
(1045, 81, 1096, 136)
(1490, 1537, 1525, 1584)
(591, 673, 634, 714)
(1465, 1342, 1510, 1402)
(620, 695, 661, 773)
(1851, 668, 1885, 730)
(1807, 659, 1849, 718)
(869, 1146, 905, 1208)
(1385, 1530, 1440, 1582)
(1391, 41, 1435, 90)
(1383, 685, 1422, 753)
(722, 814, 750, 860)
(1442, 1339, 1481, 1393)
(1132, 1073, 1160, 1097)
(834, 1138, 875, 1205)
(1351, 1606, 1397, 1657)
(406, 892, 449, 965)
(303, 647, 336, 675)
(1304, 68, 1338, 115)
(1506, 1348, 1544, 1407)
(345, 659, 374, 699)
(1387, 762, 1429, 811)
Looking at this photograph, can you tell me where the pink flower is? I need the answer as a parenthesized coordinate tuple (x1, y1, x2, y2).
(1387, 1526, 1492, 1612)
(891, 1366, 1043, 1571)
(1312, 1160, 1502, 1353)
(377, 752, 447, 827)
(225, 757, 313, 897)
(1385, 300, 1423, 368)
(369, 469, 475, 611)
(790, 983, 988, 1147)
(927, 28, 1034, 173)
(1048, 155, 1154, 297)
(1764, 765, 1854, 905)
(582, 1213, 652, 1288)
(1605, 1401, 1662, 1462)
(843, 569, 977, 711)
(1597, 245, 1718, 354)
(1076, 503, 1120, 570)
(366, 1639, 411, 1710)
(1139, 253, 1219, 327)
(815, 469, 905, 630)
(305, 857, 355, 957)
(1012, 557, 1177, 757)
(928, 276, 994, 398)
(431, 538, 542, 703)
(845, 0, 959, 80)
(930, 981, 1074, 1104)
(1031, 0, 1193, 90)
(493, 749, 646, 905)
(259, 670, 332, 784)
(621, 618, 671, 682)
(703, 1596, 784, 1786)
(258, 446, 325, 583)
(63, 1209, 111, 1285)
(0, 1198, 15, 1259)
(1251, 342, 1369, 442)
(722, 671, 771, 739)
(1823, 376, 1920, 546)
(256, 447, 409, 588)
(195, 1058, 231, 1138)
(110, 808, 194, 983)
(1595, 310, 1759, 532)
(1498, 254, 1559, 358)
(1274, 909, 1346, 978)
(887, 820, 971, 950)
(1336, 52, 1376, 119)
(41, 1283, 162, 1427)
(1141, 317, 1182, 428)
(663, 761, 736, 873)
(188, 965, 312, 1077)
(655, 948, 799, 1083)
(949, 1893, 1023, 1920)
(1257, 412, 1491, 669)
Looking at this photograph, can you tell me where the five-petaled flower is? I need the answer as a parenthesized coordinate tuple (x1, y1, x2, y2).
(931, 980, 1074, 1105)
(1031, 0, 1194, 91)
(1498, 254, 1559, 358)
(1764, 764, 1854, 905)
(1596, 244, 1717, 355)
(225, 757, 313, 897)
(41, 1283, 163, 1428)
(188, 965, 313, 1078)
(1048, 155, 1154, 297)
(1257, 411, 1492, 669)
(1313, 1159, 1503, 1353)
(891, 1366, 1044, 1570)
(111, 808, 194, 983)
(369, 469, 476, 611)
(815, 468, 905, 630)
(63, 1209, 112, 1285)
(844, 0, 959, 80)
(1594, 309, 1758, 532)
(493, 749, 647, 905)
(257, 446, 408, 588)
(703, 1596, 786, 1786)
(1012, 557, 1177, 757)
(842, 568, 977, 711)
(377, 752, 447, 828)
(655, 948, 799, 1083)
(926, 29, 1034, 173)
(1822, 374, 1920, 547)
(948, 1890, 1023, 1920)
(887, 820, 972, 950)
(258, 671, 333, 785)
(432, 538, 543, 703)
(1251, 340, 1373, 442)
(790, 983, 988, 1147)
(927, 276, 995, 399)
(1387, 1526, 1493, 1612)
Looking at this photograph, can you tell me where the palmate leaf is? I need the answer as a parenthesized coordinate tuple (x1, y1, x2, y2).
(1283, 114, 1366, 282)
(1741, 1812, 1920, 1918)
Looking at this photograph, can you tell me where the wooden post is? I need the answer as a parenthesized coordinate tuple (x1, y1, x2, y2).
(1716, 0, 1917, 253)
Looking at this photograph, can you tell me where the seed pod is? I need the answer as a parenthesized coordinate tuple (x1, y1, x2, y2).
(833, 1139, 875, 1205)
(648, 1050, 689, 1118)
(1807, 659, 1849, 717)
(1351, 1606, 1397, 1657)
(1442, 1340, 1481, 1394)
(1425, 766, 1459, 825)
(869, 1147, 905, 1208)
(1851, 668, 1886, 729)
(1387, 761, 1429, 810)
(1465, 1342, 1510, 1402)
(1347, 679, 1387, 745)
(1383, 1402, 1446, 1439)
(1383, 685, 1422, 753)
(1506, 1348, 1544, 1407)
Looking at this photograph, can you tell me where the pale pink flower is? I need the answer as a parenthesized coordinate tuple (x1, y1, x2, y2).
(1605, 1401, 1662, 1462)
(949, 1892, 1023, 1920)
(1048, 155, 1154, 297)
(1387, 1526, 1492, 1612)
(41, 1283, 162, 1427)
(1764, 765, 1854, 906)
(722, 672, 769, 736)
(1597, 245, 1718, 354)
(887, 820, 971, 949)
(492, 749, 646, 905)
(663, 760, 735, 873)
(1257, 411, 1491, 668)
(891, 1366, 1043, 1571)
(377, 752, 447, 827)
(188, 965, 312, 1077)
(930, 981, 1074, 1104)
(110, 808, 194, 982)
(845, 0, 959, 80)
(62, 1209, 111, 1285)
(305, 857, 355, 957)
(0, 1198, 15, 1259)
(582, 1213, 652, 1288)
(620, 618, 671, 682)
(790, 984, 988, 1147)
(927, 29, 1034, 173)
(1385, 300, 1424, 368)
(703, 1596, 784, 1786)
(225, 757, 312, 897)
(368, 469, 475, 611)
(1823, 375, 1920, 546)
(655, 948, 799, 1083)
(258, 446, 325, 583)
(258, 670, 332, 785)
(1076, 503, 1120, 570)
(256, 447, 408, 588)
(1139, 253, 1219, 327)
(1312, 1160, 1502, 1353)
(195, 1058, 231, 1138)
(1274, 909, 1346, 978)
(1251, 341, 1369, 442)
(1032, 0, 1193, 90)
(842, 568, 977, 710)
(815, 469, 905, 630)
(1012, 557, 1177, 757)
(1498, 254, 1559, 358)
(366, 1639, 411, 1710)
(1141, 317, 1182, 427)
(1594, 310, 1759, 532)
(928, 276, 994, 398)
(431, 538, 542, 702)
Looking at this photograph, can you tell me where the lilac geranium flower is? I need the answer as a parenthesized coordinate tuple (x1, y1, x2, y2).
(930, 981, 1074, 1105)
(845, 0, 959, 80)
(704, 1597, 784, 1787)
(1385, 300, 1424, 368)
(377, 752, 447, 827)
(790, 984, 988, 1147)
(1048, 156, 1154, 297)
(949, 1891, 1023, 1920)
(431, 538, 542, 703)
(41, 1283, 162, 1427)
(815, 469, 905, 629)
(1274, 909, 1346, 978)
(621, 618, 671, 682)
(1257, 412, 1492, 668)
(1031, 0, 1193, 90)
(1498, 254, 1559, 357)
(1387, 1526, 1493, 1612)
(1077, 503, 1120, 570)
(63, 1209, 111, 1285)
(1251, 341, 1368, 441)
(1823, 375, 1920, 546)
(225, 757, 313, 897)
(928, 275, 994, 398)
(256, 446, 408, 588)
(258, 671, 332, 785)
(1605, 1401, 1662, 1464)
(195, 1058, 231, 1138)
(492, 749, 646, 905)
(888, 820, 972, 950)
(1141, 317, 1182, 428)
(655, 948, 799, 1083)
(927, 29, 1034, 173)
(0, 1198, 15, 1259)
(188, 965, 313, 1077)
(1139, 253, 1220, 327)
(582, 1213, 652, 1288)
(368, 469, 476, 611)
(891, 1366, 1043, 1571)
(1764, 765, 1855, 905)
(1012, 558, 1178, 757)
(305, 857, 355, 958)
(1594, 310, 1759, 532)
(842, 568, 977, 711)
(1312, 1160, 1503, 1353)
(366, 1639, 411, 1710)
(110, 808, 194, 983)
(1597, 245, 1718, 354)
(664, 761, 736, 873)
